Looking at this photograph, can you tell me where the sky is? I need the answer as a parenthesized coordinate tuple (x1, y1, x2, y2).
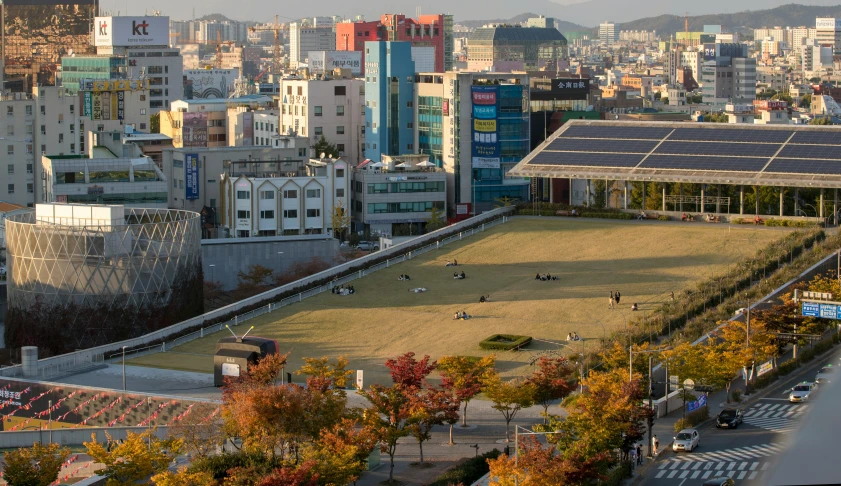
(99, 0, 840, 27)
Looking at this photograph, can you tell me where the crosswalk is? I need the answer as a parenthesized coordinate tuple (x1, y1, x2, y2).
(665, 442, 785, 463)
(742, 402, 808, 433)
(655, 459, 772, 481)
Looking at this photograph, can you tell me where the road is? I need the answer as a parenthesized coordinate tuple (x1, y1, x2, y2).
(640, 354, 834, 486)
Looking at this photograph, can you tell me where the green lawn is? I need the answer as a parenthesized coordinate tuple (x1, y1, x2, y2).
(129, 219, 785, 385)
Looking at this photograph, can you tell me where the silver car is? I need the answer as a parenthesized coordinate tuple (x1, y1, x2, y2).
(789, 382, 818, 403)
(673, 428, 700, 452)
(815, 366, 835, 384)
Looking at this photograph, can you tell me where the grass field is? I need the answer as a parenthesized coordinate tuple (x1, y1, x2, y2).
(129, 219, 786, 385)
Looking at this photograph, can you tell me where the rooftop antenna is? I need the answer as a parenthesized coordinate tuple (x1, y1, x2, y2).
(225, 325, 255, 342)
(685, 12, 689, 35)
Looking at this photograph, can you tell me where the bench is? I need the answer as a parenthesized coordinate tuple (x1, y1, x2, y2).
(555, 210, 579, 217)
(645, 213, 660, 220)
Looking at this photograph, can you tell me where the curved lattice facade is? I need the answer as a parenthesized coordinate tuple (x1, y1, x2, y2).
(4, 206, 204, 355)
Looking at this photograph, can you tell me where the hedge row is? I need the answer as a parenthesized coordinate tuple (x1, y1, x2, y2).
(427, 449, 501, 486)
(479, 334, 533, 351)
(673, 406, 710, 433)
(602, 462, 633, 486)
(515, 209, 632, 220)
(731, 217, 818, 228)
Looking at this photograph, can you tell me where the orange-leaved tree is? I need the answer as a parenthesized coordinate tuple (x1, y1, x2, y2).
(482, 371, 536, 442)
(438, 355, 496, 427)
(526, 356, 576, 423)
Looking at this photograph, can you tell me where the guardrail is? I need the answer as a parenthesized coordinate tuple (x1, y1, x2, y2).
(19, 207, 514, 374)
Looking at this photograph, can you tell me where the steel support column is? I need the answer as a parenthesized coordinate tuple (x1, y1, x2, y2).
(740, 186, 744, 215)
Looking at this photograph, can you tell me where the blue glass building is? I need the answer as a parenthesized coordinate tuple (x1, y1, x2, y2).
(364, 42, 416, 162)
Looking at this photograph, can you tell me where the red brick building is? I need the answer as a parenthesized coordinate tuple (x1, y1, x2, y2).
(335, 14, 453, 73)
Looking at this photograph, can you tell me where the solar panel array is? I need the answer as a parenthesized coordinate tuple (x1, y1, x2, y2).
(529, 124, 841, 176)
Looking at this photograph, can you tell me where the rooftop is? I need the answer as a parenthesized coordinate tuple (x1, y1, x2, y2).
(469, 26, 567, 43)
(179, 95, 273, 105)
(510, 120, 841, 188)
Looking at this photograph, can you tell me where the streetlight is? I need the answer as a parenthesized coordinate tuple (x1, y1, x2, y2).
(48, 399, 52, 444)
(208, 264, 216, 282)
(122, 346, 127, 391)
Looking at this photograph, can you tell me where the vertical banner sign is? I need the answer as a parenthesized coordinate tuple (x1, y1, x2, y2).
(117, 91, 125, 120)
(92, 93, 102, 120)
(471, 86, 501, 169)
(83, 91, 93, 117)
(185, 154, 199, 200)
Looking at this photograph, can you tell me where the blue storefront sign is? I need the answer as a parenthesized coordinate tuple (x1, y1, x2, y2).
(471, 86, 500, 167)
(473, 105, 497, 119)
(185, 153, 199, 200)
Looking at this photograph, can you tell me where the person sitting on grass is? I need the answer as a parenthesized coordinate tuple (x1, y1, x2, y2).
(454, 259, 458, 266)
(462, 311, 470, 320)
(446, 260, 453, 267)
(454, 272, 459, 279)
(479, 295, 486, 303)
(460, 271, 466, 279)
(454, 311, 461, 320)
(632, 303, 639, 311)
(535, 273, 541, 280)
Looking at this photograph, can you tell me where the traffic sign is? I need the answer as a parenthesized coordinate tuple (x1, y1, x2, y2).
(683, 379, 695, 390)
(801, 301, 841, 319)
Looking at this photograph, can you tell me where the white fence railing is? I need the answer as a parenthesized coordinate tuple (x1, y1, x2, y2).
(12, 207, 514, 375)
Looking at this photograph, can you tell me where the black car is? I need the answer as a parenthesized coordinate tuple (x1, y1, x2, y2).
(716, 408, 744, 429)
(703, 478, 735, 486)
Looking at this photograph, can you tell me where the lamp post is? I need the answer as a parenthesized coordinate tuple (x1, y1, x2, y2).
(48, 399, 52, 444)
(122, 346, 127, 391)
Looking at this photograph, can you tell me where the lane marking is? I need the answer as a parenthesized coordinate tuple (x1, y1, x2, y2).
(703, 471, 712, 479)
(655, 470, 666, 479)
(738, 471, 747, 480)
(667, 470, 678, 478)
(749, 471, 758, 480)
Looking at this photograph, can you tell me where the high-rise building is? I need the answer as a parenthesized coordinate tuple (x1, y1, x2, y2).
(335, 13, 454, 73)
(196, 20, 248, 44)
(526, 16, 554, 29)
(467, 25, 568, 72)
(599, 21, 618, 46)
(815, 18, 841, 54)
(414, 72, 530, 213)
(290, 20, 337, 69)
(701, 43, 756, 106)
(364, 41, 415, 163)
(1, 0, 98, 92)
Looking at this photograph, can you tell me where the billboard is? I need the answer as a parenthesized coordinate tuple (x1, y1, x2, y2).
(182, 113, 208, 148)
(703, 44, 716, 61)
(185, 69, 240, 99)
(308, 51, 363, 75)
(754, 100, 787, 111)
(699, 34, 717, 44)
(816, 18, 841, 30)
(549, 78, 590, 99)
(471, 86, 500, 169)
(94, 16, 170, 47)
(443, 99, 450, 116)
(185, 154, 199, 200)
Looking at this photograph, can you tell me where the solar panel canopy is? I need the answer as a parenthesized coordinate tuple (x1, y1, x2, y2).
(511, 121, 841, 188)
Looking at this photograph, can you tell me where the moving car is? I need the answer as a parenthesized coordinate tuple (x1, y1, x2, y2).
(672, 428, 700, 452)
(789, 381, 818, 403)
(702, 478, 735, 486)
(354, 241, 379, 251)
(815, 365, 835, 384)
(716, 408, 744, 429)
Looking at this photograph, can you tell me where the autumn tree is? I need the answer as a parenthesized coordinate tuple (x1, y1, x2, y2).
(526, 357, 576, 423)
(360, 384, 413, 484)
(2, 442, 70, 486)
(385, 351, 436, 388)
(438, 355, 496, 439)
(152, 468, 215, 486)
(487, 436, 610, 486)
(406, 386, 460, 463)
(483, 372, 536, 442)
(85, 430, 183, 485)
(330, 198, 351, 241)
(301, 418, 379, 486)
(237, 264, 275, 290)
(257, 461, 319, 486)
(167, 403, 225, 459)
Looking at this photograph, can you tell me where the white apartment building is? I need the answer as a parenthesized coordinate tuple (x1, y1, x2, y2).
(289, 22, 337, 68)
(197, 20, 248, 44)
(253, 111, 280, 146)
(680, 50, 703, 85)
(757, 65, 788, 91)
(803, 41, 834, 73)
(754, 27, 787, 43)
(219, 156, 351, 238)
(619, 30, 657, 43)
(816, 18, 841, 54)
(599, 22, 618, 46)
(1, 93, 37, 208)
(278, 77, 365, 163)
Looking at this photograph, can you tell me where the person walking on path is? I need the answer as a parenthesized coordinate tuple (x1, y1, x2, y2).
(615, 290, 621, 304)
(636, 444, 643, 465)
(652, 435, 659, 455)
(609, 291, 615, 309)
(630, 447, 636, 468)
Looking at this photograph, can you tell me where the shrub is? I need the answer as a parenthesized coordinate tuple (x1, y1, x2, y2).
(188, 452, 281, 479)
(427, 449, 501, 486)
(673, 406, 709, 432)
(479, 334, 533, 351)
(753, 370, 778, 390)
(601, 461, 632, 486)
(731, 218, 743, 224)
(658, 215, 670, 221)
(777, 360, 799, 376)
(731, 389, 742, 402)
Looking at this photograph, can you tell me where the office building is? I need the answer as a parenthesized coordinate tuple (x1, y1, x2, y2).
(467, 25, 568, 72)
(252, 111, 280, 147)
(0, 92, 37, 208)
(680, 50, 703, 85)
(352, 154, 447, 235)
(701, 43, 756, 106)
(1, 0, 98, 92)
(365, 42, 416, 163)
(279, 76, 366, 162)
(219, 155, 350, 238)
(803, 40, 834, 72)
(526, 16, 554, 29)
(816, 18, 841, 54)
(599, 21, 618, 46)
(60, 56, 127, 94)
(336, 14, 454, 73)
(414, 72, 530, 213)
(160, 95, 273, 149)
(196, 20, 248, 44)
(290, 20, 337, 69)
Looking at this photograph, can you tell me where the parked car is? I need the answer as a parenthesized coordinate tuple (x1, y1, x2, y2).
(815, 365, 835, 384)
(672, 428, 700, 452)
(716, 408, 744, 429)
(355, 241, 379, 251)
(702, 478, 735, 486)
(789, 381, 818, 403)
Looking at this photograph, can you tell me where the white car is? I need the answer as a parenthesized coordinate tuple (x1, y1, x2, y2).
(355, 241, 379, 251)
(672, 428, 700, 452)
(815, 365, 835, 384)
(789, 381, 818, 403)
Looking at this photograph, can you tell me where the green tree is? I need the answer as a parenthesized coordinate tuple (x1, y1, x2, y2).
(426, 206, 447, 232)
(236, 264, 274, 290)
(661, 97, 669, 105)
(150, 113, 160, 133)
(809, 77, 822, 84)
(2, 442, 70, 486)
(85, 430, 183, 486)
(810, 116, 835, 125)
(483, 372, 536, 442)
(799, 94, 812, 108)
(312, 135, 338, 158)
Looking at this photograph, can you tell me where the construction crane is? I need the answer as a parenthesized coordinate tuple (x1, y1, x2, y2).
(216, 40, 236, 69)
(249, 15, 284, 74)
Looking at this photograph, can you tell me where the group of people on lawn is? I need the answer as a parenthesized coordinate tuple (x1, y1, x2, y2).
(535, 273, 558, 281)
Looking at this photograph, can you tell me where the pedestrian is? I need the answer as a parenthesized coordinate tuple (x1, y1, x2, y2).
(615, 291, 621, 304)
(670, 291, 675, 301)
(637, 444, 643, 465)
(652, 435, 659, 455)
(630, 446, 637, 466)
(609, 291, 615, 309)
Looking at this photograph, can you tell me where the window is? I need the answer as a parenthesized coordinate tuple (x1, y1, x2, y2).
(70, 143, 76, 153)
(210, 198, 217, 208)
(407, 143, 413, 150)
(306, 188, 321, 198)
(69, 104, 74, 114)
(297, 87, 303, 96)
(337, 143, 345, 153)
(26, 183, 33, 194)
(6, 126, 12, 136)
(314, 106, 323, 116)
(260, 210, 275, 219)
(58, 134, 63, 144)
(40, 106, 45, 115)
(70, 123, 75, 133)
(237, 210, 251, 218)
(25, 106, 32, 115)
(336, 126, 345, 135)
(7, 184, 13, 194)
(40, 125, 46, 135)
(368, 183, 388, 194)
(26, 163, 32, 174)
(336, 188, 345, 197)
(336, 105, 345, 116)
(7, 163, 13, 173)
(283, 209, 298, 218)
(6, 146, 13, 156)
(336, 168, 345, 178)
(140, 109, 147, 115)
(260, 190, 275, 200)
(407, 122, 413, 129)
(237, 190, 251, 200)
(6, 106, 12, 116)
(283, 189, 298, 199)
(334, 86, 346, 96)
(179, 180, 184, 189)
(306, 208, 320, 218)
(407, 101, 413, 108)
(314, 127, 323, 136)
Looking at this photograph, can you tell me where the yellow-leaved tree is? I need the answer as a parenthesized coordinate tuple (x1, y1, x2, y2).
(85, 430, 183, 486)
